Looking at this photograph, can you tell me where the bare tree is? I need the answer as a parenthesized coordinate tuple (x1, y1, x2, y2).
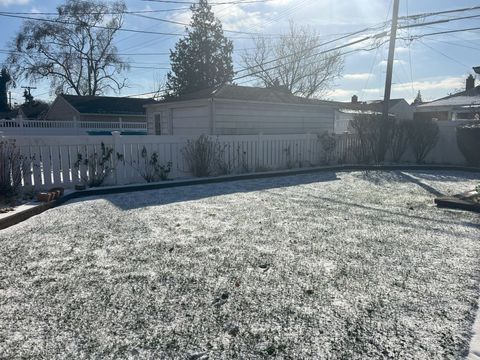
(240, 22, 344, 98)
(5, 0, 129, 96)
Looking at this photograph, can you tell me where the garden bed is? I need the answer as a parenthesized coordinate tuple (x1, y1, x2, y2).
(0, 170, 479, 358)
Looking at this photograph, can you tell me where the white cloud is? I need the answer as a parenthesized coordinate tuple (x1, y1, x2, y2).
(379, 59, 407, 67)
(344, 73, 373, 80)
(168, 4, 267, 34)
(395, 46, 409, 54)
(327, 89, 355, 98)
(0, 0, 29, 5)
(393, 76, 464, 93)
(266, 0, 295, 7)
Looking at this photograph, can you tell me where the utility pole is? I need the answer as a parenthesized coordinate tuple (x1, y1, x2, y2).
(380, 0, 400, 162)
(21, 86, 36, 103)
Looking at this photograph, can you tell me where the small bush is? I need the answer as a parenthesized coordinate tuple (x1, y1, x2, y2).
(182, 135, 230, 177)
(0, 139, 30, 204)
(318, 131, 336, 165)
(390, 120, 410, 163)
(350, 114, 395, 164)
(456, 121, 480, 167)
(408, 118, 439, 164)
(133, 147, 172, 182)
(74, 142, 115, 187)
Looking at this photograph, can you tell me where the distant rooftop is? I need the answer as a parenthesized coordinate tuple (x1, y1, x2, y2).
(158, 84, 336, 105)
(61, 94, 156, 115)
(417, 86, 480, 109)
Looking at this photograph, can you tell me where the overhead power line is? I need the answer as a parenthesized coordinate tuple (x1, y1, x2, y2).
(0, 12, 184, 36)
(234, 24, 389, 75)
(130, 12, 283, 36)
(398, 5, 480, 21)
(233, 31, 388, 81)
(141, 0, 274, 4)
(399, 14, 480, 30)
(417, 39, 470, 68)
(399, 26, 480, 40)
(0, 8, 191, 16)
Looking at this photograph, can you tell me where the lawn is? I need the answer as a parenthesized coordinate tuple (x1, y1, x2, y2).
(0, 170, 479, 359)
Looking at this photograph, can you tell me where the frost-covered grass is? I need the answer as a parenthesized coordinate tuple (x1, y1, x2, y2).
(1, 170, 480, 359)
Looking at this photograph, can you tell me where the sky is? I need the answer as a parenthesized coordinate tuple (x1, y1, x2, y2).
(0, 0, 479, 106)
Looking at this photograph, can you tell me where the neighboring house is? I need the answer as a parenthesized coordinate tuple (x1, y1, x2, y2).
(333, 96, 414, 133)
(46, 94, 155, 128)
(415, 75, 480, 121)
(145, 85, 336, 136)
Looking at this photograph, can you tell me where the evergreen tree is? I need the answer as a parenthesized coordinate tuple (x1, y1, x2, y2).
(412, 90, 423, 105)
(166, 0, 233, 98)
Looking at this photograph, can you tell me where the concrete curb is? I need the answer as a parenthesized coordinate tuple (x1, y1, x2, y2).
(1, 164, 479, 231)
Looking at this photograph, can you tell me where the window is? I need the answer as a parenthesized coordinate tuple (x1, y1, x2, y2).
(154, 111, 171, 135)
(154, 114, 162, 135)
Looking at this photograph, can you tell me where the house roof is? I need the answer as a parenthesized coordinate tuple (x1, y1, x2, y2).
(159, 84, 336, 105)
(338, 98, 406, 112)
(61, 94, 156, 115)
(417, 86, 480, 109)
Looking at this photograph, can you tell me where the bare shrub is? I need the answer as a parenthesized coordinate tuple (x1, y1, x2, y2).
(0, 139, 30, 203)
(350, 114, 395, 164)
(74, 142, 115, 187)
(408, 118, 439, 164)
(130, 146, 171, 182)
(182, 135, 231, 177)
(318, 131, 336, 165)
(390, 120, 410, 163)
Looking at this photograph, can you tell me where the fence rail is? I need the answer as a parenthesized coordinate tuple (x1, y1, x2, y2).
(1, 122, 468, 192)
(0, 118, 147, 135)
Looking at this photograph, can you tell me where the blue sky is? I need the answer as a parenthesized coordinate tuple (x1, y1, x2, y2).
(0, 0, 479, 106)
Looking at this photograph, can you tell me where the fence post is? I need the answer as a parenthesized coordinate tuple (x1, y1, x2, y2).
(111, 131, 122, 185)
(73, 116, 79, 135)
(18, 114, 23, 130)
(257, 132, 264, 169)
(119, 117, 123, 131)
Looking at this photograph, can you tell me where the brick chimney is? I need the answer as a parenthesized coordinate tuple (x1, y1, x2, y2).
(466, 74, 475, 91)
(351, 95, 358, 103)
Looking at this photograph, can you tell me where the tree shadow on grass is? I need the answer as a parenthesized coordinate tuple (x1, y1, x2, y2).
(303, 193, 480, 238)
(73, 171, 340, 211)
(357, 170, 479, 197)
(408, 171, 480, 183)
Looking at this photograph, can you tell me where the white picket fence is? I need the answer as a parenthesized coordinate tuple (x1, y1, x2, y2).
(3, 133, 326, 191)
(1, 122, 471, 192)
(0, 118, 147, 136)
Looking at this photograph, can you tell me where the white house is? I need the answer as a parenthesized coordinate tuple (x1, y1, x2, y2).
(414, 75, 480, 121)
(333, 96, 414, 133)
(145, 85, 336, 136)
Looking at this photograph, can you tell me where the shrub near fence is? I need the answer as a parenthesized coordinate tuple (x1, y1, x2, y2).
(1, 122, 471, 193)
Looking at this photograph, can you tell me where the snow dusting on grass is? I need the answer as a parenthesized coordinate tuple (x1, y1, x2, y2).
(0, 170, 479, 359)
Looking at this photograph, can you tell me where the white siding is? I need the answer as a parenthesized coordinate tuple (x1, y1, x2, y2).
(213, 100, 334, 135)
(391, 101, 414, 120)
(172, 105, 210, 135)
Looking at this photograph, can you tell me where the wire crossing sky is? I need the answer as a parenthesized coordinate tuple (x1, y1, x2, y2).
(0, 0, 479, 105)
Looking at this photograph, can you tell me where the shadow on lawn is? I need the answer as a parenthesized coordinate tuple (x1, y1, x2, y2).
(308, 193, 480, 237)
(88, 171, 340, 211)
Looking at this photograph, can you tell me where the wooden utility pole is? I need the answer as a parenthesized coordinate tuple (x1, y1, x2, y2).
(379, 0, 400, 162)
